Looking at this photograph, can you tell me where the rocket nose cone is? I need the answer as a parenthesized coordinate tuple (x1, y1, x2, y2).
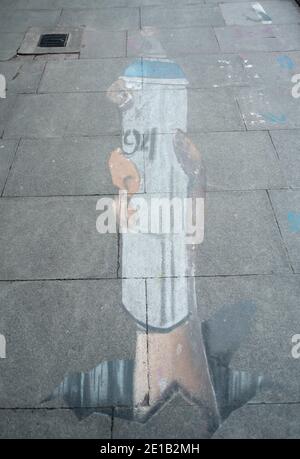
(138, 28, 167, 58)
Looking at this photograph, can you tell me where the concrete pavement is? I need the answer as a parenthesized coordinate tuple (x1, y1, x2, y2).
(0, 0, 300, 439)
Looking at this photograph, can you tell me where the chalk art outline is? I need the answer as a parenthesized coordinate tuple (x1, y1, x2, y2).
(0, 74, 6, 99)
(0, 334, 6, 359)
(45, 28, 264, 437)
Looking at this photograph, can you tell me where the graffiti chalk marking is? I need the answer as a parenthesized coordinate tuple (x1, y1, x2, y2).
(288, 212, 300, 233)
(246, 2, 272, 24)
(291, 74, 300, 99)
(0, 334, 6, 359)
(260, 113, 287, 124)
(0, 74, 6, 99)
(291, 335, 300, 359)
(277, 55, 295, 71)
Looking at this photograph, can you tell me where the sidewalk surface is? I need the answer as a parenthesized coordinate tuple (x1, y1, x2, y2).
(0, 0, 300, 439)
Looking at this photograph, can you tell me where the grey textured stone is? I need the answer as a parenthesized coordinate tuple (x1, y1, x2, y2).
(193, 191, 291, 275)
(220, 1, 300, 26)
(58, 7, 140, 31)
(0, 140, 18, 194)
(113, 393, 213, 439)
(0, 61, 45, 94)
(215, 24, 300, 53)
(38, 59, 134, 93)
(0, 9, 61, 33)
(3, 93, 120, 138)
(0, 95, 17, 138)
(176, 54, 247, 89)
(0, 197, 118, 279)
(271, 130, 300, 188)
(0, 409, 111, 439)
(189, 131, 285, 190)
(15, 0, 205, 7)
(195, 275, 300, 403)
(213, 404, 300, 439)
(4, 137, 122, 196)
(236, 86, 300, 130)
(270, 190, 300, 273)
(0, 33, 24, 61)
(0, 279, 140, 407)
(235, 51, 300, 87)
(127, 27, 220, 57)
(81, 30, 126, 59)
(141, 5, 225, 28)
(187, 88, 244, 133)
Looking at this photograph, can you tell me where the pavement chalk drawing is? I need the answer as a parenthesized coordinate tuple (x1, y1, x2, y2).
(288, 212, 300, 233)
(0, 74, 6, 99)
(292, 74, 300, 99)
(0, 334, 6, 359)
(277, 55, 295, 71)
(246, 2, 272, 24)
(45, 29, 263, 436)
(260, 113, 287, 124)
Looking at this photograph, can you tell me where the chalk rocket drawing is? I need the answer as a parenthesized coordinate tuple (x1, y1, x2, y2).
(45, 29, 263, 436)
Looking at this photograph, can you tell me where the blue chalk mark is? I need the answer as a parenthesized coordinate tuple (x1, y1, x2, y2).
(261, 113, 287, 124)
(288, 212, 300, 233)
(124, 59, 186, 80)
(277, 55, 295, 71)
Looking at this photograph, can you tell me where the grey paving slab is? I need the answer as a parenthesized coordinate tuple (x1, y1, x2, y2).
(0, 409, 111, 439)
(58, 7, 140, 31)
(0, 10, 61, 33)
(113, 393, 213, 439)
(0, 279, 140, 407)
(213, 404, 300, 439)
(237, 51, 300, 87)
(3, 93, 120, 138)
(236, 86, 300, 130)
(0, 0, 17, 7)
(270, 130, 300, 188)
(81, 30, 126, 59)
(189, 131, 285, 190)
(0, 61, 45, 94)
(162, 52, 300, 88)
(3, 137, 122, 196)
(0, 140, 18, 194)
(0, 95, 17, 137)
(220, 1, 300, 26)
(127, 27, 220, 57)
(0, 33, 24, 61)
(38, 59, 134, 93)
(176, 54, 247, 88)
(144, 131, 285, 192)
(187, 88, 244, 132)
(192, 191, 291, 275)
(270, 190, 300, 273)
(195, 275, 300, 403)
(141, 5, 225, 29)
(215, 24, 300, 53)
(0, 197, 118, 279)
(15, 0, 205, 7)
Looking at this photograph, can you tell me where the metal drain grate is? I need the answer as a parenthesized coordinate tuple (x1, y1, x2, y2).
(38, 33, 69, 48)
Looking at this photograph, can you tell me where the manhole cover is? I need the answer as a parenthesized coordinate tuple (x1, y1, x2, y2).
(38, 33, 69, 48)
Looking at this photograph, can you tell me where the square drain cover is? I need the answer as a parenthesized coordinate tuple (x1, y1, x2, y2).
(18, 27, 82, 55)
(38, 33, 69, 48)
